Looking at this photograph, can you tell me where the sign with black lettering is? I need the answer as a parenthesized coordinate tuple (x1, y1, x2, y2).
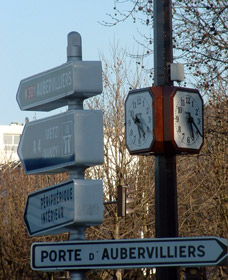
(16, 61, 102, 111)
(24, 179, 103, 236)
(18, 110, 104, 174)
(31, 237, 228, 271)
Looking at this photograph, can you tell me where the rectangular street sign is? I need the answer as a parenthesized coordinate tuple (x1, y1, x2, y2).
(24, 179, 103, 236)
(17, 110, 104, 174)
(16, 61, 102, 111)
(31, 236, 228, 271)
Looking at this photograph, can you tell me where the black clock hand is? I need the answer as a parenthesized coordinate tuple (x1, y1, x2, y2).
(190, 122, 194, 139)
(186, 113, 194, 139)
(134, 115, 140, 124)
(138, 124, 146, 139)
(133, 115, 141, 138)
(186, 112, 202, 138)
(135, 115, 146, 139)
(130, 111, 138, 123)
(192, 120, 203, 137)
(137, 123, 141, 138)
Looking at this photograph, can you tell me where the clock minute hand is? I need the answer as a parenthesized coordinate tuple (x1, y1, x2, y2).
(132, 114, 142, 138)
(136, 123, 141, 138)
(186, 113, 194, 139)
(133, 115, 141, 138)
(186, 112, 203, 138)
(192, 120, 203, 137)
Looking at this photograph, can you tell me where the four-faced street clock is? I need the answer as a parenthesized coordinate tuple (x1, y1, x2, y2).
(125, 86, 204, 155)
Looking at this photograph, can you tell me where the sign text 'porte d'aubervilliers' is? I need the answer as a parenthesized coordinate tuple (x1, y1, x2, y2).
(31, 237, 228, 271)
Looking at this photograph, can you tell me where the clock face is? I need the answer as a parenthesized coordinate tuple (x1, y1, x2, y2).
(125, 90, 154, 154)
(173, 90, 203, 150)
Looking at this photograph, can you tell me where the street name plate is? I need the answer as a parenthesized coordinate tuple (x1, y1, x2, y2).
(18, 110, 104, 174)
(31, 237, 228, 271)
(24, 179, 103, 236)
(16, 61, 102, 111)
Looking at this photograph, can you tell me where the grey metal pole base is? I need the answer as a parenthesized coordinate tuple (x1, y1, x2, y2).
(69, 227, 87, 280)
(69, 169, 87, 280)
(70, 271, 87, 280)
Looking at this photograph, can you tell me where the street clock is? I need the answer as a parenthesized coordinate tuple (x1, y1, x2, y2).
(125, 87, 204, 155)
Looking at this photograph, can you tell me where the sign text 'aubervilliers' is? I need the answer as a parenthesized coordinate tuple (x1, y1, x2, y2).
(31, 237, 228, 270)
(17, 63, 74, 111)
(35, 71, 72, 98)
(25, 70, 72, 100)
(101, 244, 205, 260)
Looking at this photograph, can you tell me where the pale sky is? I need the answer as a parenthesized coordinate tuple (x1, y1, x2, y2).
(0, 0, 151, 125)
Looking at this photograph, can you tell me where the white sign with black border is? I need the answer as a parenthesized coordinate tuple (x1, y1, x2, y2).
(31, 236, 228, 271)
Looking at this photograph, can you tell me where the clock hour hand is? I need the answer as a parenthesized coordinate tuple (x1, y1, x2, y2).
(134, 114, 140, 124)
(137, 124, 141, 138)
(138, 125, 146, 139)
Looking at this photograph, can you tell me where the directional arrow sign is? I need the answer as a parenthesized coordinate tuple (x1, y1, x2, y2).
(31, 237, 228, 271)
(24, 179, 103, 236)
(18, 110, 103, 174)
(16, 61, 102, 111)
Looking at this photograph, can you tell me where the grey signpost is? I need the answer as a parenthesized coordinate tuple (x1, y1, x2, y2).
(16, 61, 102, 111)
(31, 237, 228, 271)
(24, 179, 103, 236)
(17, 31, 104, 280)
(18, 110, 104, 174)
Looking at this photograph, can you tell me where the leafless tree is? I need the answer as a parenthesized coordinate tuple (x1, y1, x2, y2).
(103, 0, 228, 92)
(0, 164, 69, 279)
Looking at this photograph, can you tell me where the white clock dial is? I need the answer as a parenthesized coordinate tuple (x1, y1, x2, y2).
(173, 91, 203, 150)
(125, 90, 154, 153)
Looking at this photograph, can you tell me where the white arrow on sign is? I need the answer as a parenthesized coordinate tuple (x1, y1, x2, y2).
(16, 61, 102, 111)
(17, 110, 103, 174)
(24, 179, 103, 236)
(31, 236, 228, 271)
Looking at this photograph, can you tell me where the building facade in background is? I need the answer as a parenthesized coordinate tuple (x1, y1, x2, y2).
(0, 123, 24, 163)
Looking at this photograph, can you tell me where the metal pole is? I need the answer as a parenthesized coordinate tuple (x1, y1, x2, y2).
(154, 155, 179, 280)
(69, 227, 86, 280)
(69, 169, 87, 280)
(67, 32, 87, 280)
(153, 1, 179, 280)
